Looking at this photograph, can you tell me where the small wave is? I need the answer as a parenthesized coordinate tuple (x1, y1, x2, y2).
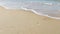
(0, 1, 60, 19)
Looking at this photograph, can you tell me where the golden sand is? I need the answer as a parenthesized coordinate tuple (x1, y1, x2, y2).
(0, 6, 60, 34)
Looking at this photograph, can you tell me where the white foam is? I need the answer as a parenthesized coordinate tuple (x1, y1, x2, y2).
(0, 1, 60, 19)
(21, 7, 60, 20)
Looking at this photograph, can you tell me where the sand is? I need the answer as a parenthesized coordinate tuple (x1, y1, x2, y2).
(0, 6, 60, 34)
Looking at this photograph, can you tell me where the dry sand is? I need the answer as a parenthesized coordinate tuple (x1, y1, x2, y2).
(0, 6, 60, 34)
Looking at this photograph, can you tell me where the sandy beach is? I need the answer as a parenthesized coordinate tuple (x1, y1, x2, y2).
(0, 6, 60, 34)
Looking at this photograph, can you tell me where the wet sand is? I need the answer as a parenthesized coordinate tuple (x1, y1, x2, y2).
(0, 6, 60, 34)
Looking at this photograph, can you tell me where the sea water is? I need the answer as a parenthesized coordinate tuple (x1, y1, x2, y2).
(0, 0, 60, 19)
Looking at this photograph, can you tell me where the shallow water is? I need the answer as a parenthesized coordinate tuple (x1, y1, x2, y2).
(0, 0, 60, 19)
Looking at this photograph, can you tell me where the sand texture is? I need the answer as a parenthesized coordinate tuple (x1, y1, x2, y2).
(0, 6, 60, 34)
